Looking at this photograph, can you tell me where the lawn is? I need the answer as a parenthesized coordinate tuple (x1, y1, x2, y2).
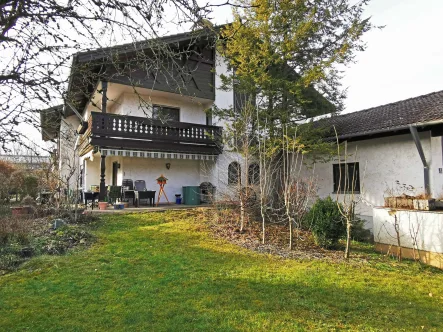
(0, 210, 442, 331)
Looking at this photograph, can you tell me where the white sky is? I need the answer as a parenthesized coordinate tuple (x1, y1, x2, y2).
(16, 0, 443, 153)
(208, 0, 443, 112)
(340, 0, 443, 112)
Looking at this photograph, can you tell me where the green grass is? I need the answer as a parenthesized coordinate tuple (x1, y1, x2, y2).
(0, 210, 442, 331)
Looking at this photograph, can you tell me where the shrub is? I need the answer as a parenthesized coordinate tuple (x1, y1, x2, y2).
(0, 216, 30, 245)
(23, 176, 39, 198)
(21, 195, 36, 206)
(303, 197, 346, 249)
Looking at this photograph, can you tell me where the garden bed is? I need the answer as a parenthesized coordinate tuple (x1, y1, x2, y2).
(0, 212, 97, 274)
(205, 209, 374, 264)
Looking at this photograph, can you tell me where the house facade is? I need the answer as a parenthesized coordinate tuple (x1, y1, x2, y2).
(41, 30, 243, 201)
(41, 27, 443, 230)
(302, 91, 443, 232)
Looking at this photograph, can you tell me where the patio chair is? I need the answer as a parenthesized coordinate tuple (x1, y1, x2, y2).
(122, 179, 136, 205)
(108, 185, 122, 204)
(134, 180, 156, 207)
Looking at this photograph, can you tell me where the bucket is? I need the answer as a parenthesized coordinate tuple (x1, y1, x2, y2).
(176, 197, 182, 204)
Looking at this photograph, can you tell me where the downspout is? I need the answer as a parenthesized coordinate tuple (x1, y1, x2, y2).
(409, 125, 430, 195)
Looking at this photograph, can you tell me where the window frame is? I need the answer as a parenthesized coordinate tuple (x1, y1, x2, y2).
(152, 104, 180, 122)
(332, 162, 360, 194)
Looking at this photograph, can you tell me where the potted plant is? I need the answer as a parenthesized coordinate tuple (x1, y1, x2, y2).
(412, 193, 436, 211)
(98, 197, 108, 210)
(10, 195, 35, 216)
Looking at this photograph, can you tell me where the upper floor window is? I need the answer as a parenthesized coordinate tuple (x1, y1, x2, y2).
(333, 162, 360, 193)
(152, 105, 180, 122)
(228, 162, 241, 185)
(248, 163, 260, 185)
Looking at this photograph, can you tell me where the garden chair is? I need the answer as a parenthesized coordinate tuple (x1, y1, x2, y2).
(134, 180, 156, 207)
(122, 179, 136, 205)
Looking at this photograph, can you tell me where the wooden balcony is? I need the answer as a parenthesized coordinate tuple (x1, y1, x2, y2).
(78, 112, 222, 156)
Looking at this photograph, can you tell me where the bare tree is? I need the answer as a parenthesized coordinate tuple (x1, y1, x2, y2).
(334, 129, 365, 259)
(279, 127, 318, 249)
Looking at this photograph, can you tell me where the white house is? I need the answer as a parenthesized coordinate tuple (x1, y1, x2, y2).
(302, 90, 443, 232)
(40, 27, 443, 225)
(40, 29, 251, 203)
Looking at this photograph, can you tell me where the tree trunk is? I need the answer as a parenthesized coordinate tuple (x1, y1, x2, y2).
(289, 218, 293, 250)
(394, 215, 402, 262)
(262, 214, 265, 244)
(240, 199, 245, 232)
(344, 220, 351, 259)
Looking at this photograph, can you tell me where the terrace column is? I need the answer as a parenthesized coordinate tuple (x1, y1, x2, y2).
(99, 155, 106, 201)
(99, 80, 108, 201)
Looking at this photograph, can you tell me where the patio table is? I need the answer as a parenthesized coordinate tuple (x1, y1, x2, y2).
(83, 191, 99, 209)
(135, 190, 156, 207)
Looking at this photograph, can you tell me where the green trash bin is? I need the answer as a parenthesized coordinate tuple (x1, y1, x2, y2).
(182, 186, 201, 205)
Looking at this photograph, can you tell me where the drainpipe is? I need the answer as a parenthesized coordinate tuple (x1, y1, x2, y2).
(409, 125, 430, 195)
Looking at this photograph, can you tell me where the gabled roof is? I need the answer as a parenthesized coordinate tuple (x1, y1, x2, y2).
(319, 90, 443, 140)
(66, 27, 220, 117)
(75, 27, 219, 63)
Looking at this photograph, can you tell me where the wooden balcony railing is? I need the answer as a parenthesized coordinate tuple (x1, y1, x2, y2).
(79, 112, 223, 156)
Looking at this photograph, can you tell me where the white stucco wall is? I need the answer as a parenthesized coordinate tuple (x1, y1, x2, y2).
(59, 115, 81, 190)
(373, 207, 443, 254)
(84, 155, 201, 202)
(110, 92, 209, 124)
(82, 82, 212, 125)
(301, 131, 443, 230)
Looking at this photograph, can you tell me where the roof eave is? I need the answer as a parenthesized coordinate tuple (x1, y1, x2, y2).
(328, 119, 443, 142)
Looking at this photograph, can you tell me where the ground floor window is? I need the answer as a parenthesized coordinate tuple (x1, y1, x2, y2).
(333, 162, 360, 193)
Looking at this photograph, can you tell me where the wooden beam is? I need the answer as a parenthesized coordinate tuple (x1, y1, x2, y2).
(102, 80, 108, 113)
(90, 137, 221, 155)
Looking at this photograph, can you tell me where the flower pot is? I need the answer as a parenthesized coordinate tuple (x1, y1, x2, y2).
(98, 202, 108, 210)
(10, 206, 31, 216)
(113, 204, 124, 210)
(413, 199, 436, 211)
(384, 196, 414, 209)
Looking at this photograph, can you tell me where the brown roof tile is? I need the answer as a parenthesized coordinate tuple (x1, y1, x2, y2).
(320, 90, 443, 139)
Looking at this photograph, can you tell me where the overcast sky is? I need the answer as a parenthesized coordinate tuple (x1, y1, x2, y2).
(340, 0, 443, 112)
(13, 0, 443, 154)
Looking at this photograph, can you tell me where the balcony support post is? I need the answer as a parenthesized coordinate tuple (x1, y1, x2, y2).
(99, 155, 106, 201)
